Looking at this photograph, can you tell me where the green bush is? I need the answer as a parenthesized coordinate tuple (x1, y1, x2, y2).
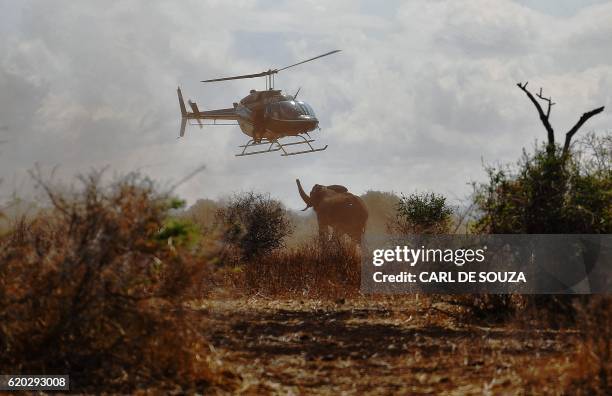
(473, 133, 611, 234)
(467, 133, 611, 326)
(389, 192, 453, 234)
(156, 217, 200, 247)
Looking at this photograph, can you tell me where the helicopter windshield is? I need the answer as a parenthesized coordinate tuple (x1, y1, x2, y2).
(270, 101, 316, 120)
(296, 101, 316, 117)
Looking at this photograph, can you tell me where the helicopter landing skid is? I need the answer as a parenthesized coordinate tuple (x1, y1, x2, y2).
(235, 136, 328, 157)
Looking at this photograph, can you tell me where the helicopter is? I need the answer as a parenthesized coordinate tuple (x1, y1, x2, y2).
(177, 50, 340, 156)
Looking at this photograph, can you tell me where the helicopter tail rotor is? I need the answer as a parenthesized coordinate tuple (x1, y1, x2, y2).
(178, 87, 188, 138)
(177, 87, 187, 117)
(179, 118, 187, 138)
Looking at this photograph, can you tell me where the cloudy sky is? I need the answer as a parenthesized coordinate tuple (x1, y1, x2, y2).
(1, 0, 611, 210)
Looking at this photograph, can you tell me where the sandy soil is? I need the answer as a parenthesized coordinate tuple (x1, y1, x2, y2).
(192, 296, 587, 395)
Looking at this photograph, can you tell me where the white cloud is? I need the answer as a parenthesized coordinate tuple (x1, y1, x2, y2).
(0, 0, 610, 209)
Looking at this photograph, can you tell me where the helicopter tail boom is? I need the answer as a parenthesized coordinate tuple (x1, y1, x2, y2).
(177, 86, 240, 138)
(177, 87, 238, 120)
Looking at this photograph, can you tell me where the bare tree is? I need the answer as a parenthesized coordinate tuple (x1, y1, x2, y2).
(516, 82, 604, 158)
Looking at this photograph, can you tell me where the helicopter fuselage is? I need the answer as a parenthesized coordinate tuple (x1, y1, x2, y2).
(235, 89, 319, 140)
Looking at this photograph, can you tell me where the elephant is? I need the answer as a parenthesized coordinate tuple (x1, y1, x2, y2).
(296, 179, 368, 243)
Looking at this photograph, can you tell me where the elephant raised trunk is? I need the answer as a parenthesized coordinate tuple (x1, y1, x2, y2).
(296, 179, 312, 211)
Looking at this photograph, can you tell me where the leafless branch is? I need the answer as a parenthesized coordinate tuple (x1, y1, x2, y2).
(170, 163, 207, 192)
(563, 106, 605, 155)
(517, 82, 555, 147)
(536, 87, 556, 119)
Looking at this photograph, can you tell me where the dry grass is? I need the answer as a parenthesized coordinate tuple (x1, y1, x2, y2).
(237, 237, 361, 298)
(208, 239, 610, 394)
(190, 295, 609, 395)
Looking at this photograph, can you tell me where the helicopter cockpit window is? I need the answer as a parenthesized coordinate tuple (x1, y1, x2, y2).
(296, 101, 316, 117)
(278, 101, 303, 119)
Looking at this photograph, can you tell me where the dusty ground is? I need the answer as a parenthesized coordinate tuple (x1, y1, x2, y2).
(192, 295, 590, 395)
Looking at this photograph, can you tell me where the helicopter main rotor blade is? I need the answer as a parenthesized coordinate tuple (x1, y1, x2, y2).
(201, 70, 275, 83)
(201, 50, 341, 83)
(276, 50, 341, 72)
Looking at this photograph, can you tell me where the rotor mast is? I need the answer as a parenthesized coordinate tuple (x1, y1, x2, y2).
(265, 70, 275, 90)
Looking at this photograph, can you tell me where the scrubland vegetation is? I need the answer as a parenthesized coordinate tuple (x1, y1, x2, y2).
(0, 131, 610, 394)
(0, 171, 234, 392)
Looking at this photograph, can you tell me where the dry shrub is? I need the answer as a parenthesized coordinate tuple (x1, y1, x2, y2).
(241, 237, 361, 298)
(0, 170, 229, 393)
(215, 191, 293, 261)
(566, 296, 611, 394)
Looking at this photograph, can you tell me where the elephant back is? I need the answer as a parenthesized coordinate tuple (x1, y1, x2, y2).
(326, 185, 348, 193)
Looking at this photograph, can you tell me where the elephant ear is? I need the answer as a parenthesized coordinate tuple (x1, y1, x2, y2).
(326, 185, 348, 193)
